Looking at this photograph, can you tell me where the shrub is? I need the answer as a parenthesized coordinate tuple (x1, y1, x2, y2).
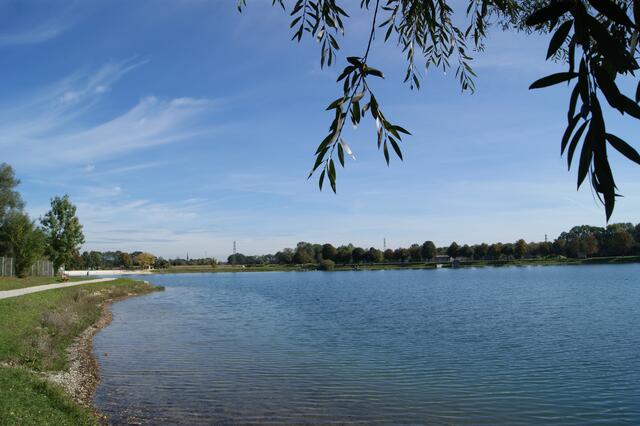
(318, 259, 335, 271)
(0, 211, 45, 277)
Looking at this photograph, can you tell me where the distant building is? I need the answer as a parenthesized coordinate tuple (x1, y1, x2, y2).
(434, 255, 451, 263)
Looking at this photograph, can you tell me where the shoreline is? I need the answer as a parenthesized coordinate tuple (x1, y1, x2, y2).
(44, 288, 156, 424)
(153, 255, 640, 274)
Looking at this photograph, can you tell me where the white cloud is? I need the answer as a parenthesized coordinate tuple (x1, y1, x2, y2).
(0, 2, 79, 46)
(0, 19, 69, 46)
(0, 60, 218, 168)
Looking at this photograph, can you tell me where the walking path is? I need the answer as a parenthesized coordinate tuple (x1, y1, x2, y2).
(0, 278, 117, 300)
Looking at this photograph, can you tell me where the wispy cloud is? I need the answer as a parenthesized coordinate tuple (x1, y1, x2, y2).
(86, 161, 168, 177)
(0, 60, 219, 169)
(0, 2, 78, 46)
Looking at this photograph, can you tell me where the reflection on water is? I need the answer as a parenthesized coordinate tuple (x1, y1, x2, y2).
(93, 265, 640, 424)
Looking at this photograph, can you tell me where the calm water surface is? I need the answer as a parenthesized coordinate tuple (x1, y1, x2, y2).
(93, 265, 640, 424)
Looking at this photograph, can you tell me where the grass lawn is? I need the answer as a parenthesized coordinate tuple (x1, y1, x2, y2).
(0, 367, 95, 425)
(0, 278, 163, 424)
(0, 276, 99, 292)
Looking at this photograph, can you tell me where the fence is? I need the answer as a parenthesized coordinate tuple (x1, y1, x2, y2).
(0, 257, 55, 278)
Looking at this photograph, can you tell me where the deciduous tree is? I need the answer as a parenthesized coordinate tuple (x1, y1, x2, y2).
(1, 211, 45, 277)
(321, 243, 338, 261)
(447, 242, 460, 259)
(137, 252, 156, 269)
(515, 239, 528, 259)
(0, 163, 23, 224)
(40, 195, 85, 272)
(421, 241, 436, 260)
(121, 252, 133, 269)
(458, 244, 474, 259)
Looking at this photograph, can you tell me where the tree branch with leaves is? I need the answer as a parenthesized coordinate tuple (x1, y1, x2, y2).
(239, 0, 640, 220)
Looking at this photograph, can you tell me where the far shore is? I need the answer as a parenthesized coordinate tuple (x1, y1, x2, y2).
(66, 269, 153, 277)
(68, 255, 640, 276)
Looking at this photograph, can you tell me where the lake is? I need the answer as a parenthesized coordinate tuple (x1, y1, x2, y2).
(93, 265, 640, 424)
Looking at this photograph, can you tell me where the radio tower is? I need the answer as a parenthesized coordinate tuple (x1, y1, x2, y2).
(231, 241, 237, 265)
(383, 238, 386, 250)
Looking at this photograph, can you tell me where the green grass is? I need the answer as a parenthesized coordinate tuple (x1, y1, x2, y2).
(0, 278, 163, 425)
(0, 278, 162, 371)
(0, 367, 95, 425)
(0, 276, 99, 291)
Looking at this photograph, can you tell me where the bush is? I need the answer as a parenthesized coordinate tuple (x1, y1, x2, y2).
(318, 259, 335, 271)
(1, 211, 45, 277)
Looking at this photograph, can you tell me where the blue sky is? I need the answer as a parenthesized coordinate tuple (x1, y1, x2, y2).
(2, 1, 639, 259)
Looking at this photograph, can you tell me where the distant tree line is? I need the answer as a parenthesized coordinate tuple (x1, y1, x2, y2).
(68, 251, 161, 270)
(0, 163, 85, 277)
(227, 223, 640, 267)
(68, 252, 218, 270)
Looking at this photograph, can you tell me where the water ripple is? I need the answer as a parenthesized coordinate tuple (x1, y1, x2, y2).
(94, 266, 640, 424)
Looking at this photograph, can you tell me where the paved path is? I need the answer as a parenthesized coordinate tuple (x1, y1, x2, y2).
(0, 278, 117, 300)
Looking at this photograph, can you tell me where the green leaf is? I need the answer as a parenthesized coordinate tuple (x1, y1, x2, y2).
(606, 133, 640, 165)
(529, 72, 578, 89)
(310, 147, 328, 176)
(586, 15, 634, 72)
(561, 114, 581, 154)
(370, 96, 379, 117)
(338, 142, 345, 167)
(525, 1, 574, 27)
(388, 137, 403, 160)
(352, 92, 365, 103)
(318, 169, 326, 190)
(393, 125, 411, 135)
(567, 120, 589, 169)
(576, 126, 593, 188)
(593, 148, 617, 221)
(568, 83, 580, 122)
(364, 67, 384, 78)
(316, 132, 335, 154)
(587, 0, 634, 28)
(617, 94, 640, 119)
(384, 120, 400, 138)
(337, 66, 355, 82)
(290, 16, 302, 28)
(346, 57, 362, 67)
(351, 101, 360, 123)
(326, 97, 346, 110)
(328, 159, 337, 193)
(384, 23, 393, 41)
(383, 141, 390, 165)
(593, 66, 624, 114)
(547, 20, 573, 59)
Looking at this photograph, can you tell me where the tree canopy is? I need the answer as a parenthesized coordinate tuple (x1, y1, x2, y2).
(0, 211, 45, 277)
(41, 195, 85, 272)
(240, 0, 640, 219)
(0, 163, 24, 224)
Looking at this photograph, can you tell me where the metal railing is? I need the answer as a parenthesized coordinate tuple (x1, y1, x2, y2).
(0, 257, 54, 277)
